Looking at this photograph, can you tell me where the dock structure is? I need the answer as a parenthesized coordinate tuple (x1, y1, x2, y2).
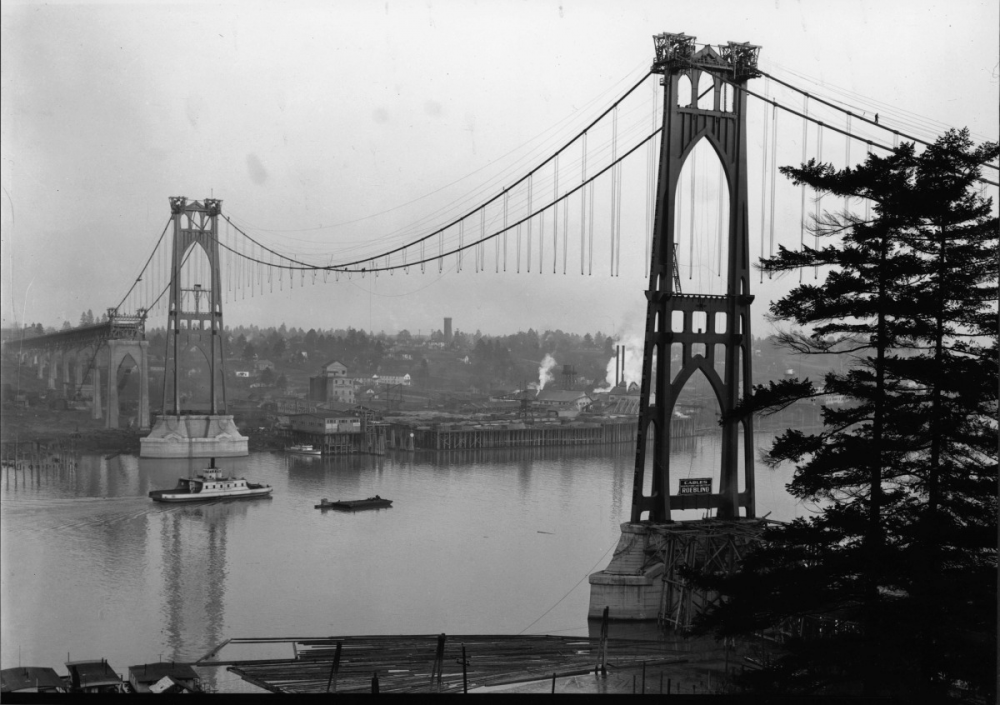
(205, 634, 687, 694)
(386, 416, 696, 452)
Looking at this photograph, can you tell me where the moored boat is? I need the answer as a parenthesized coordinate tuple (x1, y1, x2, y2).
(287, 444, 322, 456)
(315, 496, 392, 510)
(149, 459, 272, 503)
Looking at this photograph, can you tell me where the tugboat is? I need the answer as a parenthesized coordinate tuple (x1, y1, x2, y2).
(149, 459, 272, 503)
(315, 495, 392, 511)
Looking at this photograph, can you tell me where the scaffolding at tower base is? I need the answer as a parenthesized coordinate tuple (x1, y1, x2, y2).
(654, 519, 771, 631)
(589, 518, 774, 628)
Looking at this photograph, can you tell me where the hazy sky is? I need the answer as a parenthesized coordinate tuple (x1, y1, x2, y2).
(2, 0, 997, 342)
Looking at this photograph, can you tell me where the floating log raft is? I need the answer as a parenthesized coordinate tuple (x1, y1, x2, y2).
(214, 634, 686, 694)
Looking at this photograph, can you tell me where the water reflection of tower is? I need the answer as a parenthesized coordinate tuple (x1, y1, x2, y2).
(159, 503, 239, 671)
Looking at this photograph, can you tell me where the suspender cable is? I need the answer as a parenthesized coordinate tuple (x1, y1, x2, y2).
(553, 154, 559, 274)
(689, 150, 696, 280)
(646, 78, 657, 275)
(458, 220, 463, 273)
(581, 133, 587, 275)
(588, 179, 594, 276)
(865, 142, 872, 222)
(799, 94, 808, 283)
(844, 114, 852, 214)
(526, 174, 532, 273)
(611, 106, 618, 276)
(756, 69, 999, 173)
(723, 78, 998, 187)
(760, 79, 769, 283)
(562, 192, 568, 275)
(503, 190, 508, 272)
(717, 162, 724, 277)
(538, 175, 544, 274)
(615, 157, 622, 277)
(815, 123, 823, 279)
(516, 188, 522, 274)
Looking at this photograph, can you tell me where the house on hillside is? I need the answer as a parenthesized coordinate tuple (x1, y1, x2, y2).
(371, 373, 411, 387)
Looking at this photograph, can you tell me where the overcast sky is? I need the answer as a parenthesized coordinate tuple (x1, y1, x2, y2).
(2, 0, 997, 343)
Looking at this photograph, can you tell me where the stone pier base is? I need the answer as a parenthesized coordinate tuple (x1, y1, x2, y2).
(589, 519, 767, 627)
(140, 414, 248, 458)
(588, 523, 666, 620)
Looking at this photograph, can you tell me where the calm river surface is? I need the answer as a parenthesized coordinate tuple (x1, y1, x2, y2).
(1, 433, 812, 691)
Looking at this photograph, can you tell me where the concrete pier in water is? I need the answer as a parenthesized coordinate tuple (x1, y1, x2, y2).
(140, 414, 248, 458)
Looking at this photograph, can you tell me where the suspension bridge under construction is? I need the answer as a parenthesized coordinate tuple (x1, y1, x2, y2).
(6, 32, 997, 658)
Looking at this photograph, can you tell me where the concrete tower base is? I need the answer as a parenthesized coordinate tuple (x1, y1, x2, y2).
(588, 523, 666, 621)
(140, 414, 248, 458)
(588, 520, 767, 627)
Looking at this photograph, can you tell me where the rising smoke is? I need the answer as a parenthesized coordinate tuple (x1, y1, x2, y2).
(593, 334, 644, 393)
(537, 353, 557, 392)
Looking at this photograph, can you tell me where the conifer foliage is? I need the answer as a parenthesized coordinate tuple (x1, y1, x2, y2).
(696, 129, 998, 700)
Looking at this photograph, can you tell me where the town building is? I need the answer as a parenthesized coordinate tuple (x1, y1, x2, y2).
(534, 389, 592, 411)
(288, 411, 362, 454)
(309, 360, 355, 403)
(370, 373, 411, 387)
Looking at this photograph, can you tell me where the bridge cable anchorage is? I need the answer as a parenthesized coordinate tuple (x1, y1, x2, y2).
(723, 78, 1000, 187)
(758, 69, 1000, 173)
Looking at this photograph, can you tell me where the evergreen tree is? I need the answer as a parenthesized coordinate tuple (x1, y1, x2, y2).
(696, 129, 998, 700)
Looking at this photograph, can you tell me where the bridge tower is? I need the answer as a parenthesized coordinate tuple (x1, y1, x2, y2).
(589, 34, 765, 625)
(141, 197, 247, 458)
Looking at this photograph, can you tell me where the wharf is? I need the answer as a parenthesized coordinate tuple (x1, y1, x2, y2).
(202, 634, 690, 694)
(385, 417, 679, 451)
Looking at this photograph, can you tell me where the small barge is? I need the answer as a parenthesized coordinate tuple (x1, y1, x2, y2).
(315, 496, 392, 510)
(149, 460, 272, 503)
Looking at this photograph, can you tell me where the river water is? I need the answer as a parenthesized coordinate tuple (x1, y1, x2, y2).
(1, 432, 812, 691)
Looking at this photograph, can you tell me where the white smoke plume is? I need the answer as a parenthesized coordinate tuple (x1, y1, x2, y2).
(537, 354, 557, 392)
(593, 334, 645, 394)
